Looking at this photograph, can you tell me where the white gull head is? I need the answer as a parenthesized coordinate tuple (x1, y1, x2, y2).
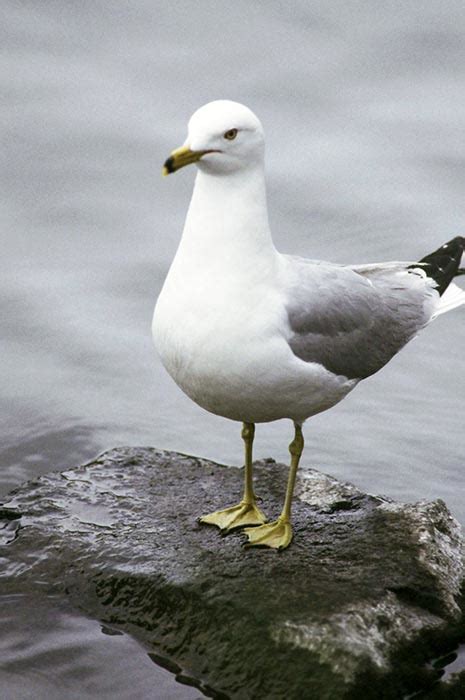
(164, 100, 265, 177)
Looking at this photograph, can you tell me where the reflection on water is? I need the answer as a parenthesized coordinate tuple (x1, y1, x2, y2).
(2, 1, 465, 698)
(0, 595, 201, 700)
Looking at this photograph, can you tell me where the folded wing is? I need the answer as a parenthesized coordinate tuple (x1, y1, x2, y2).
(285, 258, 438, 380)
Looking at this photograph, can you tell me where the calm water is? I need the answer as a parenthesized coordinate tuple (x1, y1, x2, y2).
(0, 595, 201, 700)
(2, 1, 465, 697)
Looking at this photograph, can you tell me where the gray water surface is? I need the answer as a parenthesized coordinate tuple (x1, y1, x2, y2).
(2, 1, 465, 697)
(0, 595, 201, 700)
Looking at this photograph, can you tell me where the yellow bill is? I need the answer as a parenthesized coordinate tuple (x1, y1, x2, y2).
(162, 145, 211, 176)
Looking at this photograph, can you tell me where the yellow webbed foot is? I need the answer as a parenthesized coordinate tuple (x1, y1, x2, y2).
(199, 500, 267, 532)
(243, 516, 293, 550)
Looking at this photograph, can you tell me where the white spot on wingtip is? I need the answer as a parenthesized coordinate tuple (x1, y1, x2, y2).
(409, 267, 428, 279)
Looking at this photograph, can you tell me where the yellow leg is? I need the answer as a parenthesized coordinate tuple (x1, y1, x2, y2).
(244, 423, 304, 550)
(199, 423, 267, 532)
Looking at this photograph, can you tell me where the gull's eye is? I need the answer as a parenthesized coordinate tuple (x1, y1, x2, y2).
(223, 128, 238, 141)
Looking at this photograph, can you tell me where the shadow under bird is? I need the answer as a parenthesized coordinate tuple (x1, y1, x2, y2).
(153, 100, 465, 550)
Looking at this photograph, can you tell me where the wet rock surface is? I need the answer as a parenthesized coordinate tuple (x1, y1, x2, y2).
(1, 447, 465, 699)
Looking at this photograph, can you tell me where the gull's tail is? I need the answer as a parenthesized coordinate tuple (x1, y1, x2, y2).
(414, 236, 465, 316)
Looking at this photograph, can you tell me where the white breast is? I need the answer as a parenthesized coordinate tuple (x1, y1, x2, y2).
(153, 253, 356, 424)
(153, 251, 278, 410)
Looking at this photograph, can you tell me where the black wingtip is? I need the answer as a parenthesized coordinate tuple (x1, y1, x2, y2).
(412, 236, 465, 295)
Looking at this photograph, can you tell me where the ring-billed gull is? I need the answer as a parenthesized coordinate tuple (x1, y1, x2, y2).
(153, 100, 465, 550)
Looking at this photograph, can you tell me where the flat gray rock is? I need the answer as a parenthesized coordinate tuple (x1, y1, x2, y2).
(1, 447, 465, 698)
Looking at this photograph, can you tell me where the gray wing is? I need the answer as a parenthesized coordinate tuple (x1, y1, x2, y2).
(285, 257, 436, 380)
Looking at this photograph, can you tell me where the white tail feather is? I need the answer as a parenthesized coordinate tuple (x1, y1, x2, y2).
(434, 281, 465, 317)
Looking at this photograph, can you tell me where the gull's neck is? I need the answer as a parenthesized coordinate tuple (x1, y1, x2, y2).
(174, 165, 277, 268)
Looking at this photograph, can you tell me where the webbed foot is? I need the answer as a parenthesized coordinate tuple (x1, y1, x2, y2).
(243, 516, 292, 550)
(199, 500, 267, 532)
